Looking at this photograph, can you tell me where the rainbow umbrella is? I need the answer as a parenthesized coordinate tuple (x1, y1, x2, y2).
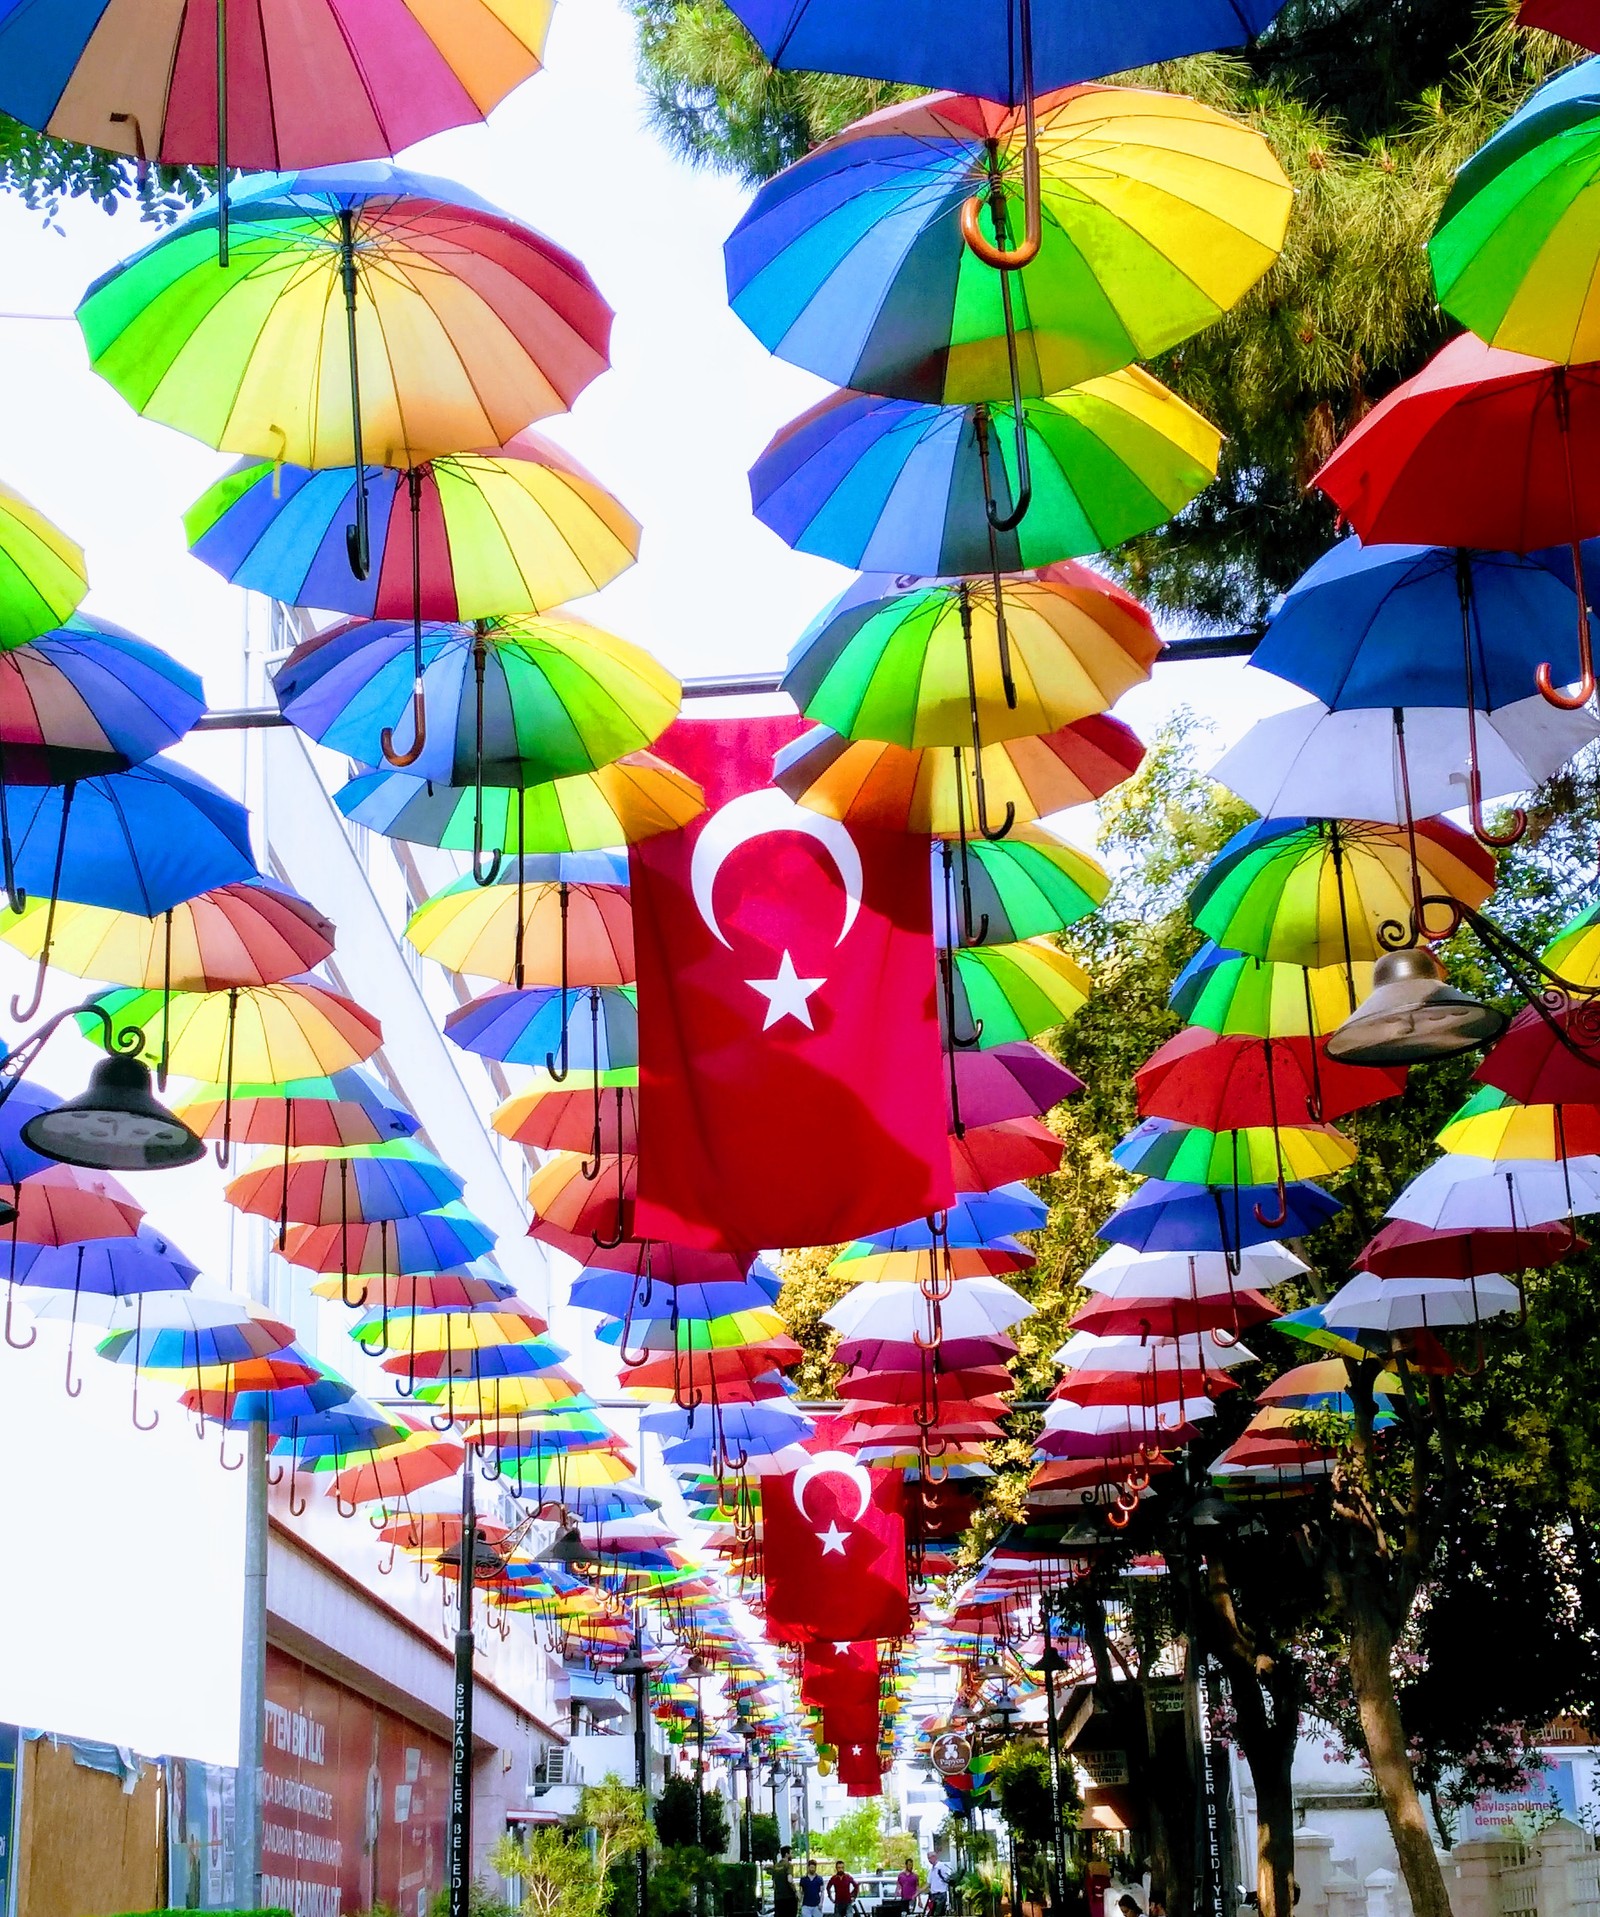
(1099, 1178, 1341, 1253)
(406, 852, 631, 993)
(223, 1139, 465, 1230)
(337, 751, 705, 856)
(1170, 944, 1372, 1038)
(1190, 816, 1497, 969)
(1436, 1085, 1600, 1161)
(945, 939, 1090, 1047)
(493, 1079, 638, 1154)
(1544, 897, 1600, 987)
(0, 1, 551, 261)
(10, 1225, 199, 1399)
(0, 481, 85, 649)
(173, 1067, 415, 1150)
(1112, 1116, 1357, 1184)
(279, 1203, 496, 1286)
(446, 984, 637, 1071)
(596, 1309, 791, 1353)
(776, 714, 1144, 836)
(78, 164, 611, 580)
(275, 615, 679, 872)
(751, 368, 1219, 577)
(187, 434, 637, 623)
(932, 827, 1107, 949)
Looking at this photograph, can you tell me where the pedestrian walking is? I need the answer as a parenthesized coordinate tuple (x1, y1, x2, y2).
(828, 1860, 859, 1917)
(776, 1848, 799, 1917)
(801, 1859, 827, 1915)
(927, 1853, 951, 1917)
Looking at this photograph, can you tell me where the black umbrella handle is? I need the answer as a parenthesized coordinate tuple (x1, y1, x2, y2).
(0, 730, 25, 916)
(545, 882, 572, 1078)
(11, 780, 72, 1023)
(383, 469, 429, 766)
(339, 209, 371, 581)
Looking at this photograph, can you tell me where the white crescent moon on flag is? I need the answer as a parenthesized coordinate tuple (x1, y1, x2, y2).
(690, 788, 863, 950)
(792, 1449, 873, 1526)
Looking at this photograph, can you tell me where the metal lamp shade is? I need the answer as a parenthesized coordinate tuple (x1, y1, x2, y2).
(21, 1054, 205, 1170)
(1325, 948, 1505, 1066)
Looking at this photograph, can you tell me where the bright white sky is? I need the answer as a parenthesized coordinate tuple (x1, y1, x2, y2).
(0, 0, 1305, 1765)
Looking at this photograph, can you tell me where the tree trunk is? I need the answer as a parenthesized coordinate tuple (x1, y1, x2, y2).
(1252, 1744, 1297, 1917)
(1339, 1569, 1453, 1917)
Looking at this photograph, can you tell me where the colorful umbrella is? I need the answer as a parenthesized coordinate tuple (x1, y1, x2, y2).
(328, 1424, 465, 1510)
(528, 1152, 638, 1250)
(445, 984, 637, 1071)
(1098, 1177, 1341, 1253)
(1113, 1116, 1357, 1185)
(776, 713, 1145, 836)
(187, 432, 636, 623)
(0, 481, 85, 650)
(0, 757, 257, 1007)
(948, 1117, 1065, 1189)
(493, 1081, 639, 1156)
(0, 2, 552, 258)
(750, 369, 1219, 577)
(1437, 1085, 1600, 1160)
(1190, 816, 1497, 969)
(571, 1271, 783, 1321)
(1545, 897, 1600, 986)
(172, 1067, 416, 1149)
(933, 829, 1107, 949)
(726, 87, 1290, 406)
(945, 1042, 1082, 1128)
(10, 1225, 199, 1397)
(1136, 1027, 1405, 1127)
(337, 751, 704, 856)
(1313, 337, 1600, 721)
(0, 614, 203, 786)
(1169, 944, 1370, 1038)
(79, 164, 611, 578)
(1211, 696, 1598, 828)
(278, 1203, 497, 1285)
(944, 939, 1091, 1047)
(405, 852, 631, 990)
(275, 615, 679, 855)
(224, 1139, 465, 1228)
(1476, 1004, 1600, 1107)
(854, 1183, 1048, 1246)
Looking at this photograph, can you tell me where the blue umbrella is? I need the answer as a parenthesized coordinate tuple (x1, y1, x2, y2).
(1097, 1179, 1341, 1256)
(0, 614, 203, 780)
(13, 1225, 200, 1399)
(445, 983, 637, 1070)
(642, 1401, 814, 1448)
(569, 1270, 783, 1319)
(1, 755, 257, 1018)
(862, 1184, 1048, 1249)
(1252, 539, 1586, 711)
(0, 1078, 58, 1186)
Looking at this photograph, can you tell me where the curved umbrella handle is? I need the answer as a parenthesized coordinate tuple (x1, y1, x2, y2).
(288, 1463, 307, 1518)
(1253, 1172, 1289, 1231)
(131, 1368, 159, 1432)
(545, 884, 573, 1079)
(219, 1425, 244, 1471)
(341, 1271, 368, 1311)
(338, 211, 371, 581)
(974, 404, 1032, 537)
(469, 633, 502, 886)
(335, 1487, 359, 1520)
(1106, 1501, 1132, 1529)
(592, 1150, 628, 1250)
(3, 1283, 35, 1352)
(0, 737, 26, 916)
(959, 124, 1041, 273)
(376, 1535, 397, 1576)
(381, 685, 428, 768)
(581, 994, 606, 1179)
(11, 780, 72, 1023)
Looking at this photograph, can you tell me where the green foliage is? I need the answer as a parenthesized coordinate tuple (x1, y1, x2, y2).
(492, 1825, 604, 1917)
(0, 117, 207, 226)
(747, 1812, 781, 1862)
(656, 1773, 732, 1855)
(820, 1801, 888, 1869)
(722, 1861, 760, 1916)
(776, 1242, 850, 1397)
(423, 1890, 516, 1917)
(647, 1845, 720, 1917)
(989, 1742, 1072, 1849)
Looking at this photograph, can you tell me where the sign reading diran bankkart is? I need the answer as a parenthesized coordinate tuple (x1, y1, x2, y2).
(263, 1647, 447, 1917)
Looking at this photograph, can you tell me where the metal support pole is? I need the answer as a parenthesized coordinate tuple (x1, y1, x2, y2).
(631, 1628, 651, 1917)
(1041, 1646, 1068, 1917)
(236, 1420, 269, 1907)
(448, 1461, 477, 1917)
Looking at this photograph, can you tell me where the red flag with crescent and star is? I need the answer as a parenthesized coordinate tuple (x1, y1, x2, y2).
(631, 716, 953, 1258)
(761, 1449, 912, 1646)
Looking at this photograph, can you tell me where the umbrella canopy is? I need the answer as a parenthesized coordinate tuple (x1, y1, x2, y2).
(0, 4, 550, 172)
(946, 939, 1091, 1047)
(948, 1117, 1065, 1189)
(1387, 1154, 1600, 1230)
(0, 615, 203, 781)
(1545, 897, 1600, 986)
(776, 714, 1145, 833)
(79, 163, 610, 469)
(494, 1082, 639, 1155)
(98, 1310, 298, 1371)
(1079, 1242, 1309, 1298)
(83, 981, 379, 1085)
(825, 1276, 1033, 1341)
(0, 877, 334, 992)
(725, 87, 1290, 403)
(406, 856, 632, 987)
(1099, 1178, 1342, 1251)
(275, 614, 679, 788)
(719, 0, 1288, 96)
(1477, 1004, 1600, 1106)
(337, 753, 705, 855)
(1358, 1216, 1575, 1279)
(1430, 58, 1600, 361)
(0, 756, 255, 918)
(784, 564, 1158, 749)
(1113, 1116, 1357, 1185)
(224, 1140, 465, 1227)
(278, 1202, 496, 1278)
(1212, 697, 1598, 824)
(932, 830, 1107, 948)
(1068, 1287, 1278, 1339)
(527, 1153, 638, 1244)
(597, 1309, 791, 1353)
(750, 370, 1219, 576)
(1170, 944, 1370, 1039)
(1321, 1271, 1522, 1332)
(446, 984, 637, 1070)
(1190, 816, 1496, 967)
(1437, 1086, 1600, 1161)
(329, 1426, 465, 1507)
(946, 1042, 1082, 1127)
(853, 1183, 1048, 1248)
(0, 481, 85, 649)
(186, 433, 637, 622)
(1136, 1027, 1406, 1126)
(173, 1067, 416, 1149)
(571, 1271, 783, 1319)
(1, 1165, 143, 1256)
(315, 1268, 516, 1313)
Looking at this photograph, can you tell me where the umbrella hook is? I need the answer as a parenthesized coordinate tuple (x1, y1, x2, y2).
(482, 1446, 504, 1483)
(287, 1453, 307, 1517)
(377, 1534, 398, 1577)
(545, 882, 572, 1078)
(11, 780, 73, 1023)
(0, 728, 26, 916)
(131, 1365, 158, 1432)
(213, 988, 240, 1168)
(219, 1421, 244, 1470)
(512, 791, 529, 988)
(941, 947, 983, 1054)
(959, 586, 1015, 841)
(1456, 552, 1527, 846)
(212, 0, 231, 264)
(592, 1147, 628, 1250)
(1252, 1055, 1289, 1230)
(582, 993, 606, 1179)
(470, 632, 503, 886)
(619, 1263, 652, 1370)
(959, 3, 1042, 275)
(912, 1292, 944, 1352)
(3, 1281, 34, 1352)
(338, 208, 371, 582)
(336, 1486, 358, 1520)
(1538, 373, 1598, 712)
(974, 400, 1031, 541)
(381, 468, 429, 767)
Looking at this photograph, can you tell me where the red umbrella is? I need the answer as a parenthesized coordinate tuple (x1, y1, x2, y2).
(1052, 1368, 1240, 1407)
(837, 1366, 1014, 1402)
(1476, 1004, 1600, 1105)
(1359, 1215, 1577, 1278)
(5, 1164, 144, 1247)
(846, 1396, 1009, 1425)
(1031, 1456, 1176, 1491)
(945, 1043, 1082, 1129)
(1034, 1424, 1201, 1458)
(528, 1152, 635, 1250)
(619, 1350, 795, 1401)
(1520, 0, 1600, 43)
(948, 1117, 1064, 1190)
(1314, 334, 1600, 709)
(1067, 1288, 1278, 1340)
(499, 1084, 638, 1155)
(831, 1332, 1018, 1371)
(1136, 1027, 1406, 1126)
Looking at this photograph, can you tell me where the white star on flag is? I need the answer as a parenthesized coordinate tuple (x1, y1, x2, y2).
(817, 1521, 849, 1555)
(746, 949, 825, 1030)
(833, 1643, 853, 1655)
(851, 1745, 863, 1756)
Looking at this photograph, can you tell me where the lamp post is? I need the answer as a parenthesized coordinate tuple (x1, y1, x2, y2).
(616, 1628, 655, 1917)
(686, 1652, 712, 1917)
(439, 1458, 507, 1917)
(1033, 1638, 1069, 1917)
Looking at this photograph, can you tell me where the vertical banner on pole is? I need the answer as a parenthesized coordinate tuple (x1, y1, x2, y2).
(0, 1722, 18, 1917)
(1193, 1661, 1237, 1917)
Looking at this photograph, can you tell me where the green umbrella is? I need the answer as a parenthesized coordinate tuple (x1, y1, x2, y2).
(1170, 942, 1372, 1037)
(934, 827, 1108, 948)
(1430, 58, 1600, 362)
(1113, 1116, 1357, 1185)
(0, 482, 86, 650)
(942, 937, 1090, 1049)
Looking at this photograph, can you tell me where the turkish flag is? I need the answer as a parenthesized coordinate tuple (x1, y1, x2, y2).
(632, 717, 953, 1257)
(763, 1452, 913, 1645)
(800, 1642, 878, 1707)
(837, 1743, 886, 1795)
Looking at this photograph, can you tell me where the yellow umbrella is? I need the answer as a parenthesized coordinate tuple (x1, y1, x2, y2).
(0, 480, 86, 648)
